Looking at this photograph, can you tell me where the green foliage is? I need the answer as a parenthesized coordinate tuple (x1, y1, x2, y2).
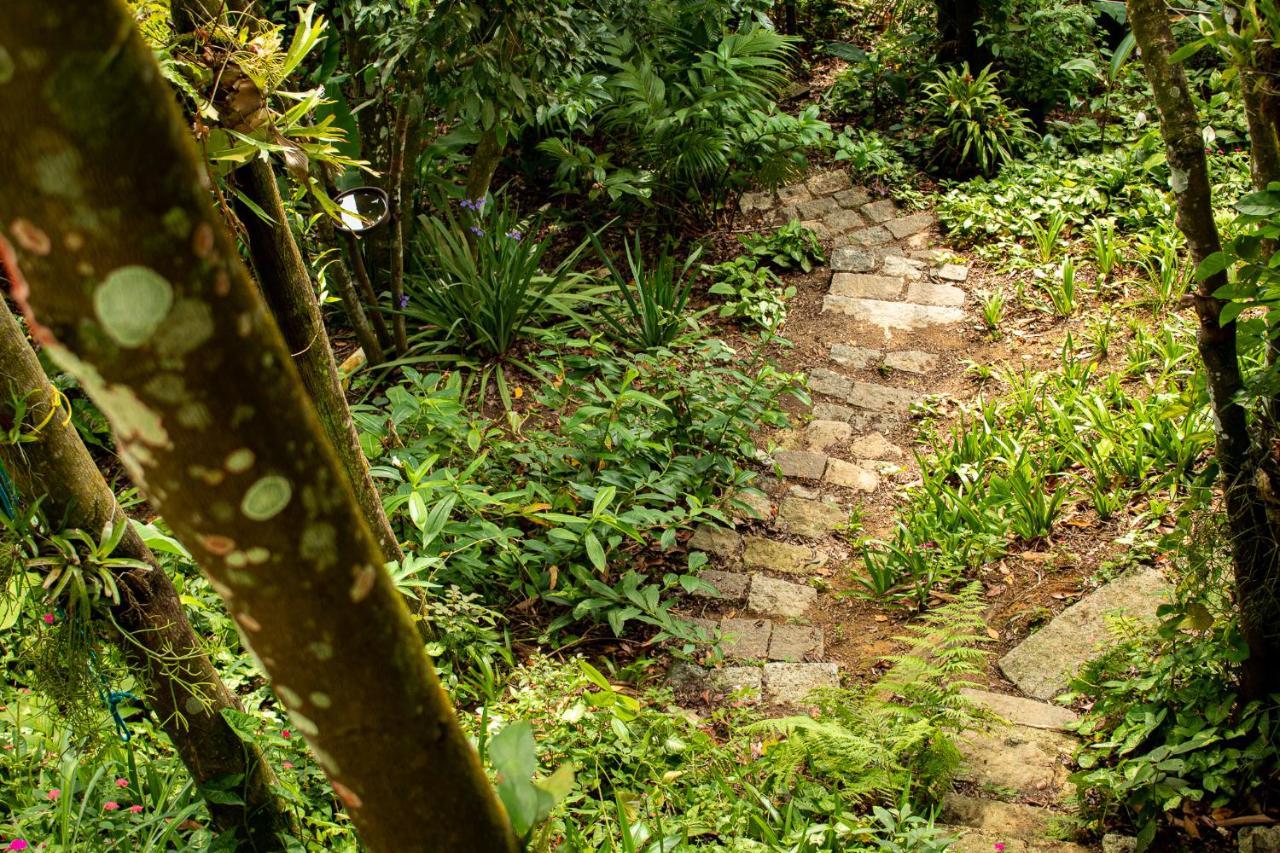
(980, 0, 1103, 110)
(591, 233, 704, 349)
(860, 328, 1215, 605)
(738, 220, 826, 273)
(357, 340, 804, 644)
(706, 258, 795, 330)
(923, 64, 1034, 177)
(1067, 517, 1280, 848)
(822, 45, 912, 122)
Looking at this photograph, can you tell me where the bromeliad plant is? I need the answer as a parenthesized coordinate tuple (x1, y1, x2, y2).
(923, 64, 1034, 177)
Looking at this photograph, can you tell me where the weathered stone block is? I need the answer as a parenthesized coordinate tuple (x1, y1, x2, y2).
(801, 419, 852, 451)
(796, 196, 840, 220)
(849, 381, 917, 413)
(772, 449, 828, 481)
(821, 295, 966, 331)
(721, 617, 772, 660)
(748, 574, 817, 618)
(806, 170, 853, 195)
(829, 245, 877, 272)
(691, 568, 751, 601)
(688, 525, 743, 558)
(830, 273, 904, 300)
(777, 183, 811, 205)
(847, 225, 893, 247)
(833, 187, 871, 208)
(860, 199, 898, 223)
(823, 458, 879, 492)
(936, 262, 970, 282)
(743, 537, 826, 575)
(739, 191, 775, 212)
(885, 211, 936, 239)
(830, 344, 882, 369)
(883, 254, 926, 278)
(850, 431, 904, 460)
(883, 350, 938, 375)
(906, 281, 966, 307)
(824, 209, 867, 234)
(807, 367, 854, 400)
(763, 662, 839, 704)
(777, 496, 847, 538)
(768, 625, 824, 661)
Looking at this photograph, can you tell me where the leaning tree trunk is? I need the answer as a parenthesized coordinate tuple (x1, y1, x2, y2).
(1129, 0, 1280, 701)
(935, 0, 988, 68)
(0, 4, 516, 851)
(232, 160, 402, 561)
(464, 126, 504, 205)
(0, 296, 293, 848)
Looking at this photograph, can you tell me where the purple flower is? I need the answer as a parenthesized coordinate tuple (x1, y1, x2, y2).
(469, 226, 486, 237)
(458, 196, 488, 212)
(505, 230, 522, 241)
(398, 294, 410, 308)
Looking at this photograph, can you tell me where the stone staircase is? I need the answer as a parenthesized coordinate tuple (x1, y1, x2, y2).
(672, 170, 1181, 850)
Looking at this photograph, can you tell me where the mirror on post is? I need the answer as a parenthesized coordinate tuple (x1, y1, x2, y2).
(333, 187, 390, 234)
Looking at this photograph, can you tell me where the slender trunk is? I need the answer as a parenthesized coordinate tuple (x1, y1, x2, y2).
(935, 0, 987, 67)
(0, 5, 516, 850)
(387, 108, 411, 355)
(0, 296, 292, 848)
(320, 166, 393, 351)
(1129, 0, 1280, 700)
(233, 159, 403, 562)
(465, 126, 504, 205)
(312, 181, 386, 366)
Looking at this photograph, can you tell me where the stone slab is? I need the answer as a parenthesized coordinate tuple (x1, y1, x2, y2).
(763, 662, 839, 704)
(885, 211, 936, 239)
(801, 219, 833, 239)
(846, 225, 893, 247)
(941, 829, 1089, 853)
(830, 245, 877, 273)
(768, 625, 824, 661)
(807, 170, 852, 195)
(830, 344, 882, 369)
(800, 419, 852, 451)
(743, 537, 826, 575)
(850, 432, 903, 460)
(824, 209, 867, 234)
(833, 187, 871, 209)
(849, 381, 917, 413)
(797, 196, 840, 220)
(739, 191, 774, 212)
(732, 490, 773, 521)
(748, 574, 817, 618)
(823, 458, 879, 492)
(942, 793, 1055, 837)
(688, 525, 743, 558)
(691, 569, 751, 601)
(777, 183, 811, 205)
(883, 350, 938, 375)
(960, 688, 1078, 732)
(772, 449, 828, 481)
(937, 262, 970, 282)
(999, 568, 1171, 700)
(957, 722, 1077, 799)
(906, 281, 966, 307)
(830, 273, 904, 300)
(883, 254, 926, 278)
(1238, 827, 1280, 852)
(822, 295, 966, 331)
(777, 496, 847, 538)
(808, 367, 854, 399)
(721, 616, 773, 660)
(860, 199, 898, 223)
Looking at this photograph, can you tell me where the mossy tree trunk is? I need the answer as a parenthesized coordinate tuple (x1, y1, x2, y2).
(0, 297, 293, 848)
(232, 160, 402, 561)
(0, 4, 515, 850)
(465, 127, 504, 205)
(1129, 0, 1280, 701)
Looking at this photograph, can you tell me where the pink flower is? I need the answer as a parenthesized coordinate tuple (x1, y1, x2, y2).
(41, 614, 54, 625)
(994, 845, 1005, 853)
(114, 778, 129, 788)
(128, 805, 143, 814)
(8, 840, 30, 851)
(46, 788, 60, 801)
(103, 801, 119, 811)
(282, 761, 294, 770)
(281, 729, 291, 740)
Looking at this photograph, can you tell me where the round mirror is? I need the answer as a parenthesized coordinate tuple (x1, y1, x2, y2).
(332, 186, 390, 234)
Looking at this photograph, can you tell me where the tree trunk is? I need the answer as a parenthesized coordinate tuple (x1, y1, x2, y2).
(1129, 0, 1280, 700)
(319, 165, 393, 353)
(314, 203, 387, 366)
(465, 127, 503, 205)
(0, 296, 293, 849)
(233, 159, 403, 562)
(0, 4, 516, 851)
(387, 107, 411, 355)
(935, 0, 987, 68)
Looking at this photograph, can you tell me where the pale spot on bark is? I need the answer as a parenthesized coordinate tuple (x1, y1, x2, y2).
(311, 744, 341, 775)
(332, 781, 363, 810)
(241, 474, 293, 521)
(308, 641, 333, 660)
(95, 266, 173, 347)
(288, 711, 319, 737)
(301, 522, 337, 568)
(237, 611, 262, 632)
(153, 299, 214, 357)
(10, 218, 50, 255)
(275, 684, 303, 708)
(246, 546, 271, 564)
(349, 563, 377, 602)
(63, 232, 83, 250)
(309, 692, 332, 709)
(225, 448, 255, 473)
(227, 551, 248, 568)
(185, 696, 206, 715)
(192, 222, 215, 257)
(200, 534, 236, 555)
(0, 47, 13, 84)
(1170, 165, 1189, 194)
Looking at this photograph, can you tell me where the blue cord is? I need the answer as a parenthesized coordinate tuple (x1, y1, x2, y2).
(0, 458, 15, 520)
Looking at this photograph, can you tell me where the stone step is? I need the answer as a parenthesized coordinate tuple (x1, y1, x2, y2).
(688, 525, 742, 559)
(719, 617, 824, 662)
(822, 295, 965, 331)
(942, 793, 1060, 837)
(961, 689, 1078, 732)
(823, 458, 879, 492)
(885, 211, 936, 239)
(772, 449, 828, 481)
(778, 419, 851, 453)
(747, 573, 817, 618)
(776, 496, 848, 538)
(829, 273, 904, 300)
(763, 661, 839, 704)
(831, 246, 878, 273)
(939, 827, 1092, 852)
(999, 568, 1171, 700)
(883, 350, 937, 375)
(668, 660, 840, 707)
(690, 569, 750, 602)
(743, 536, 828, 576)
(956, 716, 1077, 801)
(906, 280, 966, 307)
(809, 369, 919, 414)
